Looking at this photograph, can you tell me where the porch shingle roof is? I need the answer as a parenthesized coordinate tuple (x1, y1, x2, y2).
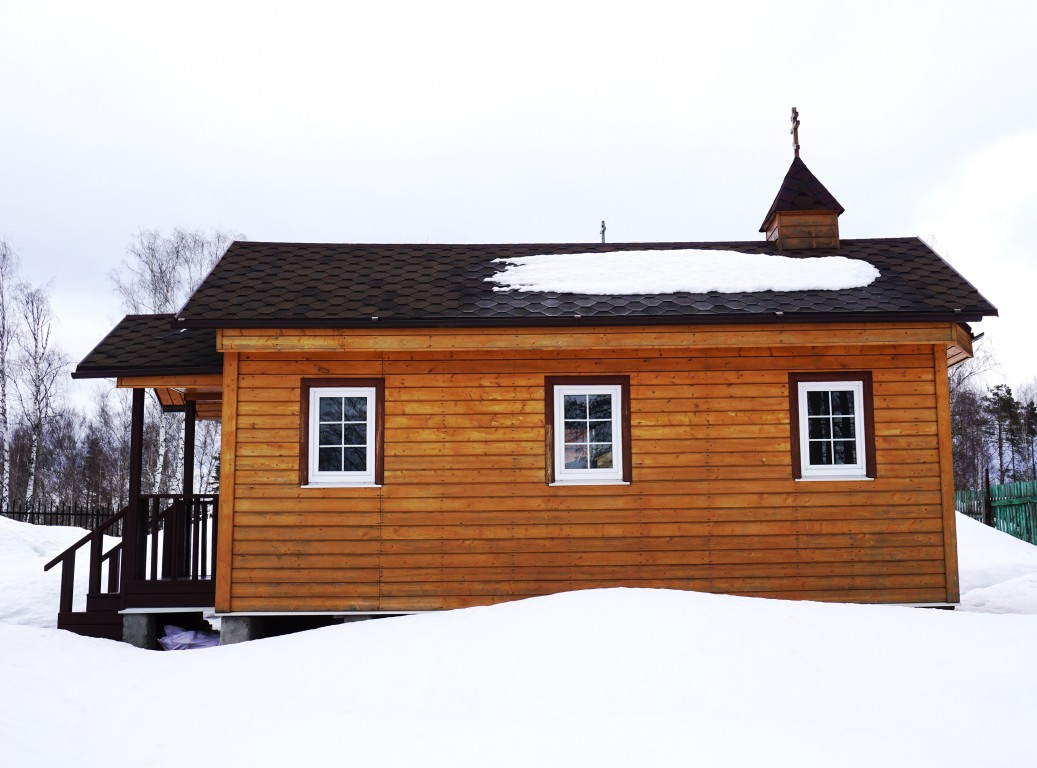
(72, 314, 222, 379)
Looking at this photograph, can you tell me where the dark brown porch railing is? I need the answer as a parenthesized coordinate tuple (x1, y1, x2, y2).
(45, 494, 219, 622)
(43, 507, 126, 614)
(138, 494, 218, 581)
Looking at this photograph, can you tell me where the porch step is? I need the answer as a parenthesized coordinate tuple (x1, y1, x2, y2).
(57, 609, 122, 641)
(57, 592, 124, 641)
(85, 592, 121, 614)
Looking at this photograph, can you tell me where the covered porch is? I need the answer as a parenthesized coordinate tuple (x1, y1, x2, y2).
(47, 315, 223, 643)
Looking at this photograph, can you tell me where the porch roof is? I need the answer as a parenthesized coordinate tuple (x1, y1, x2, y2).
(72, 314, 222, 379)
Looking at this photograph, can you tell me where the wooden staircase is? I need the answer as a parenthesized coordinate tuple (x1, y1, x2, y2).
(45, 507, 126, 639)
(44, 495, 218, 642)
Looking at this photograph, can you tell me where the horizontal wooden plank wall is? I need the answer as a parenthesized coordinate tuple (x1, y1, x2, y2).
(218, 322, 962, 352)
(221, 327, 954, 612)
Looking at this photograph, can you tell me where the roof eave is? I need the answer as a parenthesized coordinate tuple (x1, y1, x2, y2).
(71, 365, 224, 380)
(171, 309, 996, 331)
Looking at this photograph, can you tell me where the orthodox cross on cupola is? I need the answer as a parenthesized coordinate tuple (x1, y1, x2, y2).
(759, 107, 845, 250)
(791, 107, 801, 158)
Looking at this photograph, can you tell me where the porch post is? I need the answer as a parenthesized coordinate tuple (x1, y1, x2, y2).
(180, 399, 197, 577)
(183, 399, 196, 498)
(122, 388, 146, 596)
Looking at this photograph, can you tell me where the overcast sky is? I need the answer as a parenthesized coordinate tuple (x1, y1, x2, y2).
(2, 1, 1035, 407)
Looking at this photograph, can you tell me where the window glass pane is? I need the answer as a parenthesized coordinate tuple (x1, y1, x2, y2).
(806, 391, 830, 416)
(809, 441, 832, 465)
(829, 391, 855, 415)
(342, 447, 367, 472)
(807, 418, 831, 439)
(318, 446, 342, 472)
(590, 443, 613, 468)
(319, 423, 343, 446)
(564, 395, 587, 419)
(831, 417, 856, 439)
(588, 394, 612, 419)
(564, 421, 587, 443)
(565, 445, 588, 469)
(554, 384, 624, 481)
(342, 424, 367, 446)
(312, 389, 375, 479)
(319, 397, 343, 421)
(798, 380, 867, 478)
(833, 441, 857, 465)
(341, 397, 367, 421)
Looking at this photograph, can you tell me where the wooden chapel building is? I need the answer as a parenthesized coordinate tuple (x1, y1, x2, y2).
(55, 130, 997, 644)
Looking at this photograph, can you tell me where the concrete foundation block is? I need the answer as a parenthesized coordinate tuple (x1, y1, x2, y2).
(220, 615, 260, 645)
(123, 614, 159, 649)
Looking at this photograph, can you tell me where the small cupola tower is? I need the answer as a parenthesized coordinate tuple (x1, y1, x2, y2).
(760, 108, 844, 250)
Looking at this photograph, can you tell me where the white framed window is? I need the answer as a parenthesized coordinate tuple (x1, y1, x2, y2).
(793, 376, 872, 481)
(548, 380, 628, 485)
(305, 384, 379, 486)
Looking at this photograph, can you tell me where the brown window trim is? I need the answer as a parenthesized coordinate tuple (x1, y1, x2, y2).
(300, 378, 385, 486)
(788, 371, 876, 480)
(544, 375, 632, 484)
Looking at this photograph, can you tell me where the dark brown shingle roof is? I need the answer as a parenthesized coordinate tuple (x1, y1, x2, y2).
(171, 238, 996, 328)
(73, 315, 221, 379)
(759, 157, 845, 231)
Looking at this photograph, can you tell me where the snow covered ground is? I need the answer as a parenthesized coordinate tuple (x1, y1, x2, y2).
(2, 513, 1036, 767)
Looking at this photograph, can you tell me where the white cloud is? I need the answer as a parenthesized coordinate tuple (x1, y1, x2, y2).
(917, 129, 1037, 388)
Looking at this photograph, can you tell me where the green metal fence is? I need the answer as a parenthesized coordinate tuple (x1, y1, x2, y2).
(955, 487, 986, 522)
(955, 481, 1037, 545)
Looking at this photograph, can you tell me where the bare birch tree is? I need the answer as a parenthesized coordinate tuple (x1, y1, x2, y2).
(111, 228, 239, 493)
(83, 387, 132, 508)
(0, 241, 19, 511)
(949, 340, 999, 489)
(14, 284, 68, 505)
(112, 227, 236, 315)
(195, 419, 221, 493)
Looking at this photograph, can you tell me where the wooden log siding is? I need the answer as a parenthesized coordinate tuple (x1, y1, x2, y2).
(216, 325, 959, 613)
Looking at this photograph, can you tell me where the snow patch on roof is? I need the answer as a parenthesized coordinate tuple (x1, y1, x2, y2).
(487, 249, 880, 294)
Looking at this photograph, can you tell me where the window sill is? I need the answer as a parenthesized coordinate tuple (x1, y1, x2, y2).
(301, 483, 382, 489)
(795, 476, 873, 482)
(550, 480, 631, 487)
